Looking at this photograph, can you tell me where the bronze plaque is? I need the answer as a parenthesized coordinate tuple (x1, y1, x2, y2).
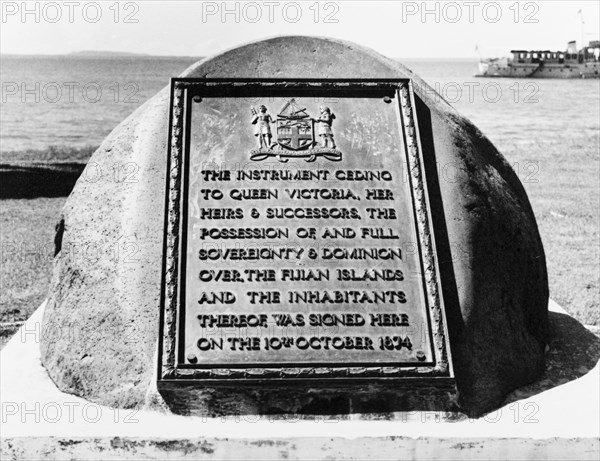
(159, 79, 453, 383)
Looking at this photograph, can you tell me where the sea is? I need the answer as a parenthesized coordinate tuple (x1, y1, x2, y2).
(1, 55, 599, 155)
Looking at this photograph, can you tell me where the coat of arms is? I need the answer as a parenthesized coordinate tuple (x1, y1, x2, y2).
(250, 99, 341, 162)
(276, 100, 314, 150)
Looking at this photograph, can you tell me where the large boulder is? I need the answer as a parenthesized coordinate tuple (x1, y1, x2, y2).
(40, 36, 548, 416)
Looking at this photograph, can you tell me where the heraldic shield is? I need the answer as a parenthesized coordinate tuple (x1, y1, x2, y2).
(276, 99, 315, 151)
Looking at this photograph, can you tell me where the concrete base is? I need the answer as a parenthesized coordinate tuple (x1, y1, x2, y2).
(1, 300, 599, 460)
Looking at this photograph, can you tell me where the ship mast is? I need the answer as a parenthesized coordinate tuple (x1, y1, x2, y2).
(577, 8, 585, 49)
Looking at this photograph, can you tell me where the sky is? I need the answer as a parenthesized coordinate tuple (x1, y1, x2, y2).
(1, 1, 599, 58)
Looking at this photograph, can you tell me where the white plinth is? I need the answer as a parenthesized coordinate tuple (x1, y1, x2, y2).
(1, 300, 598, 460)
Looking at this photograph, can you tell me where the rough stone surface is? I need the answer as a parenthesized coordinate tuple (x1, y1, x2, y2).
(40, 36, 548, 416)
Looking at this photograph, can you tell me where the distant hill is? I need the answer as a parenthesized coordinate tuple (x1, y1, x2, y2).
(69, 50, 149, 57)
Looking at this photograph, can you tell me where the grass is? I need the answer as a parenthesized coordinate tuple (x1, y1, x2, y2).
(500, 135, 600, 325)
(0, 198, 66, 347)
(0, 145, 95, 347)
(1, 198, 65, 321)
(0, 135, 598, 349)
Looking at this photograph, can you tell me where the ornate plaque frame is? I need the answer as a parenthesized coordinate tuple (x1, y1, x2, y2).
(158, 78, 454, 387)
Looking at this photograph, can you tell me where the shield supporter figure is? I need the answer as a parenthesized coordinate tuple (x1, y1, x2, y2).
(250, 104, 275, 149)
(315, 106, 336, 148)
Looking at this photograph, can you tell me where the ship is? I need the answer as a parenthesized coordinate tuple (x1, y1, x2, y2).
(475, 40, 600, 78)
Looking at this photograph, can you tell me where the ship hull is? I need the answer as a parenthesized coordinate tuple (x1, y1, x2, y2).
(475, 62, 600, 78)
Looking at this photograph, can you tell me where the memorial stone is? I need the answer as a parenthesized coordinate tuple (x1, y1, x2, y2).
(40, 36, 548, 417)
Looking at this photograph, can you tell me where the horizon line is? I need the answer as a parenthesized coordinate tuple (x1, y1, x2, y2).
(0, 52, 481, 60)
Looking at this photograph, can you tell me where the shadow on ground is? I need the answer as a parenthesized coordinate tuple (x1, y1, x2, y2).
(501, 311, 600, 406)
(0, 163, 85, 198)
